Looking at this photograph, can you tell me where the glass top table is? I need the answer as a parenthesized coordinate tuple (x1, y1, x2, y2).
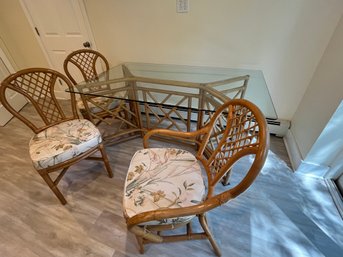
(72, 62, 277, 119)
(68, 62, 276, 143)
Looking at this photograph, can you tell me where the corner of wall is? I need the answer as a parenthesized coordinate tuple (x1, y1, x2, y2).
(283, 129, 303, 170)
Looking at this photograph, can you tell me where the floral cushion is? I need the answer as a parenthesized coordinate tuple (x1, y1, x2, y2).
(77, 97, 119, 113)
(29, 119, 102, 170)
(123, 148, 206, 226)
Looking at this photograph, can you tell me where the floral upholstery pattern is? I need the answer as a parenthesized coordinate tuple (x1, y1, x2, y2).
(123, 148, 206, 226)
(29, 119, 102, 170)
(77, 97, 119, 114)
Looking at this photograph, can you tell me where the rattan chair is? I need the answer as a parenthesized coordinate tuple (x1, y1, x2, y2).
(123, 99, 269, 256)
(63, 49, 119, 124)
(0, 68, 113, 205)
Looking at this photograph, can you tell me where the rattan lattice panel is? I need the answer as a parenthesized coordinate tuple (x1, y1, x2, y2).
(140, 90, 195, 132)
(64, 49, 109, 87)
(70, 52, 98, 81)
(208, 104, 260, 175)
(12, 72, 63, 123)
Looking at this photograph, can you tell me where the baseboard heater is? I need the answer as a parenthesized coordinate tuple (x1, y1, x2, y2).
(139, 107, 290, 137)
(266, 118, 290, 137)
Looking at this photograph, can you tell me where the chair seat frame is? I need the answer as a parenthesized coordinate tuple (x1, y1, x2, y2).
(124, 99, 269, 256)
(0, 68, 113, 204)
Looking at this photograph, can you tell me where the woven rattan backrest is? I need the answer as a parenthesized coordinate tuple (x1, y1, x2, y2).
(63, 49, 109, 85)
(0, 68, 78, 133)
(197, 99, 269, 198)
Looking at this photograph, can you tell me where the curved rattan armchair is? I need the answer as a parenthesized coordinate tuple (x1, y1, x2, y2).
(63, 49, 120, 124)
(123, 99, 269, 256)
(0, 68, 113, 204)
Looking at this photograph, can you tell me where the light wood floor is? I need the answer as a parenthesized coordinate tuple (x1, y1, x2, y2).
(0, 104, 342, 257)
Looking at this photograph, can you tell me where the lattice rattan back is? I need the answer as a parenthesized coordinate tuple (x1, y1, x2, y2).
(0, 68, 78, 133)
(63, 49, 109, 85)
(197, 99, 269, 197)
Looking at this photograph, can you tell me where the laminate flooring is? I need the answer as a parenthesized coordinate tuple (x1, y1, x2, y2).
(0, 103, 342, 257)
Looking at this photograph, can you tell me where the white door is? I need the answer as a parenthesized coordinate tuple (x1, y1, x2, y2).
(0, 48, 27, 126)
(21, 0, 96, 97)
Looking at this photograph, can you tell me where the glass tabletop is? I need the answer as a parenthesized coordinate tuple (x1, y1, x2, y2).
(71, 62, 277, 119)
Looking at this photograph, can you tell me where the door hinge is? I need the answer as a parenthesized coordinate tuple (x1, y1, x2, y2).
(34, 27, 40, 36)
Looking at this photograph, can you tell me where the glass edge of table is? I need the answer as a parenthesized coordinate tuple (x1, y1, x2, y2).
(66, 89, 226, 114)
(67, 62, 278, 120)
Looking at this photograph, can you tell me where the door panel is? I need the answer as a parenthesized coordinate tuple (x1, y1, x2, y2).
(22, 0, 93, 91)
(0, 53, 27, 126)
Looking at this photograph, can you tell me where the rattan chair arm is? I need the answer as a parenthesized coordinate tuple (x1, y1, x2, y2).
(126, 192, 233, 231)
(143, 126, 210, 148)
(127, 200, 217, 242)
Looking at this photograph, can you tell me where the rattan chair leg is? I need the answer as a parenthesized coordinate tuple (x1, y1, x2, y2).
(135, 235, 145, 254)
(39, 172, 67, 205)
(221, 168, 232, 186)
(199, 214, 221, 257)
(98, 144, 113, 178)
(80, 109, 92, 121)
(187, 222, 192, 237)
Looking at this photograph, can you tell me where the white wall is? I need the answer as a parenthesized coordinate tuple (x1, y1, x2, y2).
(84, 0, 343, 120)
(305, 101, 343, 165)
(1, 0, 342, 125)
(291, 15, 343, 160)
(295, 101, 343, 177)
(0, 0, 48, 69)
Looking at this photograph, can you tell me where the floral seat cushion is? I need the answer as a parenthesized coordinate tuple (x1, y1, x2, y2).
(29, 119, 102, 170)
(77, 97, 119, 114)
(123, 148, 206, 226)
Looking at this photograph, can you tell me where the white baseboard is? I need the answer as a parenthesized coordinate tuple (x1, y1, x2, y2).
(283, 129, 303, 170)
(284, 129, 331, 177)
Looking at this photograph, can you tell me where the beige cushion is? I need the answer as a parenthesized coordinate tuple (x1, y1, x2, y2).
(29, 119, 102, 170)
(123, 148, 205, 226)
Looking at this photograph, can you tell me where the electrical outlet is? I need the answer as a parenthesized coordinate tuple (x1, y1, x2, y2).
(176, 0, 189, 13)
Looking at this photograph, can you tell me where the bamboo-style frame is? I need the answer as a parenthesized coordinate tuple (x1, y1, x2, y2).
(0, 68, 113, 205)
(125, 99, 270, 256)
(63, 48, 120, 123)
(72, 64, 249, 145)
(3, 65, 268, 254)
